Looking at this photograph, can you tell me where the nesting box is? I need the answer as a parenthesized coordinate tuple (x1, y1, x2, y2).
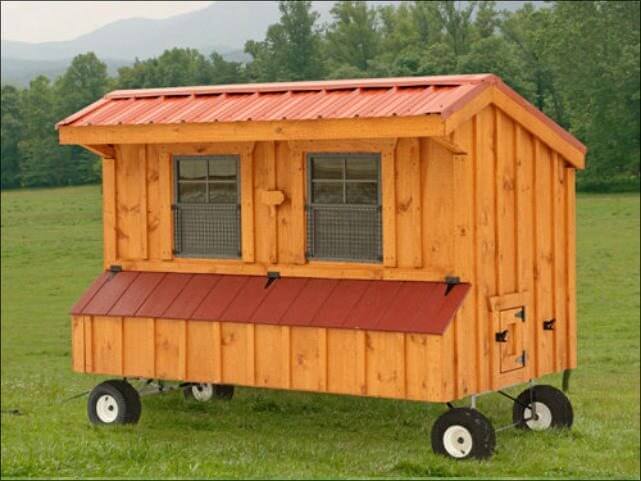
(58, 74, 585, 459)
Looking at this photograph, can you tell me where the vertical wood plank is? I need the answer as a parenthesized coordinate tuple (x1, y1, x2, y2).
(535, 141, 555, 375)
(405, 334, 428, 401)
(356, 330, 367, 395)
(474, 106, 496, 392)
(254, 142, 278, 265)
(565, 168, 577, 368)
(84, 315, 94, 372)
(291, 327, 321, 391)
(289, 147, 306, 264)
(122, 316, 154, 378)
(102, 157, 117, 267)
(452, 118, 476, 397)
(71, 316, 85, 372)
(158, 147, 173, 260)
(365, 331, 405, 398)
(281, 326, 291, 389)
(92, 316, 123, 375)
(496, 110, 517, 296)
(425, 335, 444, 401)
(276, 141, 295, 264)
(421, 139, 455, 276)
(138, 145, 149, 259)
(240, 146, 255, 263)
(326, 329, 358, 395)
(381, 145, 397, 267)
(213, 321, 222, 383)
(221, 323, 248, 384)
(553, 156, 568, 371)
(154, 318, 184, 380)
(318, 328, 328, 391)
(517, 126, 536, 378)
(395, 138, 422, 268)
(254, 324, 282, 387)
(246, 324, 256, 385)
(146, 145, 161, 261)
(185, 320, 217, 382)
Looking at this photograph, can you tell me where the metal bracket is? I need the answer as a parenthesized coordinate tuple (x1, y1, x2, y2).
(543, 319, 556, 330)
(265, 271, 281, 289)
(444, 276, 460, 295)
(109, 265, 122, 275)
(515, 308, 526, 321)
(517, 350, 528, 366)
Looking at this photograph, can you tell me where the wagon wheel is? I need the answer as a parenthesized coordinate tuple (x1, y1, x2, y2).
(513, 384, 573, 431)
(431, 408, 496, 460)
(87, 380, 141, 425)
(183, 383, 234, 402)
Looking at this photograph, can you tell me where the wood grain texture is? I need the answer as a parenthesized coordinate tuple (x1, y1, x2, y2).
(71, 316, 85, 372)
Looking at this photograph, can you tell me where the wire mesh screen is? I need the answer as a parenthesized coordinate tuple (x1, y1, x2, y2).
(173, 204, 241, 258)
(307, 205, 382, 262)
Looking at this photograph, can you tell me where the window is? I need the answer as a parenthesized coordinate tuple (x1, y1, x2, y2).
(173, 155, 240, 258)
(306, 153, 381, 262)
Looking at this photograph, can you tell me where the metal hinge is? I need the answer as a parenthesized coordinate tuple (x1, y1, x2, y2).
(515, 308, 526, 321)
(445, 276, 460, 296)
(109, 264, 122, 273)
(265, 271, 281, 289)
(543, 319, 556, 330)
(517, 350, 528, 366)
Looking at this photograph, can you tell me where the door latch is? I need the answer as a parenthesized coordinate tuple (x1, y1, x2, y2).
(543, 319, 556, 330)
(495, 330, 509, 343)
(517, 350, 527, 366)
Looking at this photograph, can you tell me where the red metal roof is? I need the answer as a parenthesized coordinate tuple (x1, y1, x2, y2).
(55, 74, 586, 155)
(71, 271, 471, 335)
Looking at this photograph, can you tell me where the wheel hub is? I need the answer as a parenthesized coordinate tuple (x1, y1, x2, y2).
(192, 383, 214, 402)
(95, 394, 119, 423)
(443, 425, 473, 458)
(524, 401, 553, 430)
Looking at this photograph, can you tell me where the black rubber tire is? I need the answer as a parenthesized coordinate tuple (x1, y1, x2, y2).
(183, 383, 235, 401)
(87, 380, 141, 425)
(513, 384, 573, 430)
(431, 408, 496, 460)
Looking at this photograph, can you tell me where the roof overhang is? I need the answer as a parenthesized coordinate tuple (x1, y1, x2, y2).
(58, 74, 586, 169)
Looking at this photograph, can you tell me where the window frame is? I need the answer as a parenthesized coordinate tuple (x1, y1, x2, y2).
(306, 152, 382, 263)
(172, 154, 241, 259)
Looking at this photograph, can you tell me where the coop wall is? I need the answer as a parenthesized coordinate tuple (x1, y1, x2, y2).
(79, 102, 576, 401)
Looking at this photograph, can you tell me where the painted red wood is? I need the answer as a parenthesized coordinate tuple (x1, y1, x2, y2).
(70, 271, 111, 315)
(312, 279, 370, 328)
(80, 271, 139, 316)
(162, 274, 221, 319)
(108, 272, 165, 316)
(72, 271, 471, 335)
(251, 278, 308, 324)
(191, 275, 248, 320)
(280, 278, 339, 327)
(135, 273, 192, 317)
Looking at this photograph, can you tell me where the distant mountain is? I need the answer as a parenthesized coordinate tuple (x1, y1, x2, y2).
(1, 1, 336, 62)
(1, 0, 535, 87)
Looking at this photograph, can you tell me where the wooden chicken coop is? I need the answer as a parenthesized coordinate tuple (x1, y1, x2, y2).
(58, 74, 585, 459)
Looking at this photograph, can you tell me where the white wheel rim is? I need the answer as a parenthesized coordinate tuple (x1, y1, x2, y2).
(443, 425, 473, 458)
(525, 401, 553, 431)
(95, 394, 119, 423)
(191, 383, 214, 402)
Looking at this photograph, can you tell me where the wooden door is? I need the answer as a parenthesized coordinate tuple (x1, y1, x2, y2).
(497, 307, 526, 373)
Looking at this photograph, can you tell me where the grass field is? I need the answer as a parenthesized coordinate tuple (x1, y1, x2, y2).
(1, 185, 639, 479)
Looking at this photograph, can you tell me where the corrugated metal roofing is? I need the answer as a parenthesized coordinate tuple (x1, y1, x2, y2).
(57, 76, 488, 128)
(71, 271, 471, 335)
(55, 74, 587, 155)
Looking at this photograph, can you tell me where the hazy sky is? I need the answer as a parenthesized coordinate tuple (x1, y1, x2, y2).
(1, 1, 214, 43)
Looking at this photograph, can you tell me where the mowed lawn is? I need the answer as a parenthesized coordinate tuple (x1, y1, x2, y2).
(1, 185, 639, 479)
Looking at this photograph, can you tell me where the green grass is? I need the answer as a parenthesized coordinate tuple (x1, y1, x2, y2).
(1, 185, 639, 479)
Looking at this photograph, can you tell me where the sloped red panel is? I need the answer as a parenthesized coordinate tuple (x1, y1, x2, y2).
(71, 271, 471, 335)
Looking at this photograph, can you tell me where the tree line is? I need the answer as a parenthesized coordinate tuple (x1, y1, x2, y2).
(1, 1, 639, 190)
